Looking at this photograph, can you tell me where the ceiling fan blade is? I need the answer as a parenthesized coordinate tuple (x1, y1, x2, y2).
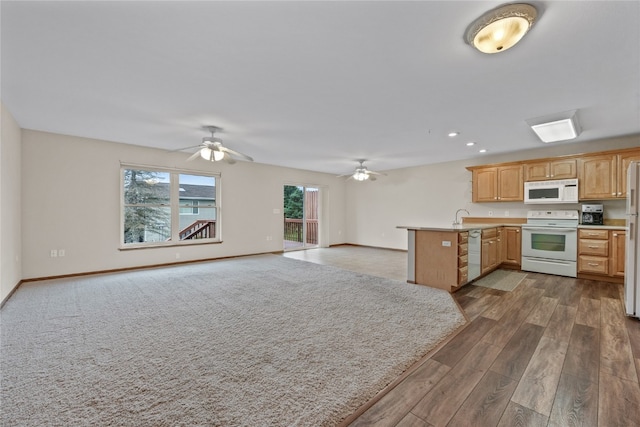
(223, 153, 237, 164)
(170, 144, 203, 152)
(367, 170, 387, 176)
(221, 146, 254, 162)
(186, 149, 203, 162)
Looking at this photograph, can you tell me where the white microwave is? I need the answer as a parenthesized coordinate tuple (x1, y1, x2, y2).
(524, 178, 579, 204)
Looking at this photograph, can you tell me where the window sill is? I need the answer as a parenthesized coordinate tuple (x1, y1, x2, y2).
(119, 240, 223, 251)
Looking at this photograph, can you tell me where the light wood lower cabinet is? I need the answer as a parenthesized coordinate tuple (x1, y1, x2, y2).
(502, 226, 521, 267)
(577, 228, 626, 280)
(611, 230, 626, 277)
(481, 228, 499, 274)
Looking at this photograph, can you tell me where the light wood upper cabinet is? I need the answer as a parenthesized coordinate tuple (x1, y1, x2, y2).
(578, 155, 617, 200)
(472, 165, 523, 202)
(468, 146, 640, 203)
(578, 150, 640, 200)
(473, 168, 498, 202)
(617, 151, 640, 198)
(498, 166, 524, 201)
(524, 159, 577, 181)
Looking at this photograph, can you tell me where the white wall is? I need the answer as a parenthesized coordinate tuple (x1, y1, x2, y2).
(346, 135, 640, 250)
(1, 102, 23, 302)
(21, 130, 347, 280)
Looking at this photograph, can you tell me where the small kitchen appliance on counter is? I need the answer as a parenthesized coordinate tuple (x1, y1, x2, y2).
(581, 204, 604, 225)
(521, 210, 579, 278)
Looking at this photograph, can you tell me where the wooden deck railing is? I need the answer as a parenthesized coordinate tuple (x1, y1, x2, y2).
(180, 220, 216, 240)
(284, 218, 318, 244)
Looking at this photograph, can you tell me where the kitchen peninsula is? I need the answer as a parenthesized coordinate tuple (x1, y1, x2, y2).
(398, 220, 525, 293)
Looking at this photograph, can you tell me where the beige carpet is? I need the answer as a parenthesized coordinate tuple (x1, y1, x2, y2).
(1, 255, 465, 426)
(472, 269, 528, 291)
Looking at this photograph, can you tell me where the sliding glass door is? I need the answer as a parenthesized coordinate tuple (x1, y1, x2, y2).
(283, 185, 319, 251)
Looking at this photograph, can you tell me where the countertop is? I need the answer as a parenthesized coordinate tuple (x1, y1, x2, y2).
(578, 224, 627, 230)
(397, 224, 512, 232)
(398, 223, 627, 232)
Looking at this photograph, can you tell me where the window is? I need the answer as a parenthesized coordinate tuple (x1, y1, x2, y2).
(122, 167, 220, 247)
(179, 200, 199, 215)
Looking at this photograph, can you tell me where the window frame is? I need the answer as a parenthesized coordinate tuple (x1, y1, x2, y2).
(120, 164, 221, 249)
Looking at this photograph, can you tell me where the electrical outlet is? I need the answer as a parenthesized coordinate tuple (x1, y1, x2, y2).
(273, 208, 281, 214)
(442, 241, 452, 247)
(58, 249, 65, 257)
(175, 253, 180, 259)
(50, 249, 58, 258)
(488, 211, 494, 216)
(504, 211, 510, 217)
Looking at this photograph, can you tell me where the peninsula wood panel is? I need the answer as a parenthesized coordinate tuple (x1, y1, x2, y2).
(414, 230, 459, 292)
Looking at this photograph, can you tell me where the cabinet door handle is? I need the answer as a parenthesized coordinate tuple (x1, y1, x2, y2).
(613, 233, 618, 236)
(588, 263, 600, 266)
(612, 192, 616, 195)
(587, 245, 599, 248)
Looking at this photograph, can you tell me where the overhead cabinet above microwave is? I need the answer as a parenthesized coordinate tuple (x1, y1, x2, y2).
(524, 179, 579, 204)
(467, 145, 640, 203)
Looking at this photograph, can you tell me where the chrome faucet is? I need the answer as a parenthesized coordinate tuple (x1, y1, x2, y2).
(454, 209, 470, 226)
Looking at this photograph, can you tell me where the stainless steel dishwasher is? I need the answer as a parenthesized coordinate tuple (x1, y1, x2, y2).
(468, 229, 482, 281)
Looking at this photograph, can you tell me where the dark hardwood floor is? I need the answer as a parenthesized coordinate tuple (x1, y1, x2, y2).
(284, 246, 640, 427)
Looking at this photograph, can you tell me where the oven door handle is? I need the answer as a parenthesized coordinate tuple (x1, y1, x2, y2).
(522, 226, 577, 232)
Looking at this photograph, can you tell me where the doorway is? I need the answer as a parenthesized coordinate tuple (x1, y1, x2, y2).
(283, 185, 319, 251)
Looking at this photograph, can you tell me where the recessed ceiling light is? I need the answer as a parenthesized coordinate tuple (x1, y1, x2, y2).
(479, 149, 488, 153)
(448, 132, 460, 137)
(466, 142, 476, 146)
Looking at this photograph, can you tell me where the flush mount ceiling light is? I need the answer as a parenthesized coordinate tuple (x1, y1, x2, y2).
(465, 3, 537, 54)
(527, 110, 582, 143)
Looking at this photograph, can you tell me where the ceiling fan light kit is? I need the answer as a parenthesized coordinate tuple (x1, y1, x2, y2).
(353, 171, 369, 181)
(200, 146, 225, 161)
(174, 125, 254, 164)
(465, 3, 537, 54)
(339, 160, 385, 182)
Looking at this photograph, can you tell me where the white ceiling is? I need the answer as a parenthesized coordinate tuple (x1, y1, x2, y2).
(2, 1, 639, 175)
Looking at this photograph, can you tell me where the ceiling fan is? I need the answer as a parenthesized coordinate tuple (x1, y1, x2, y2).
(175, 126, 254, 164)
(338, 160, 386, 181)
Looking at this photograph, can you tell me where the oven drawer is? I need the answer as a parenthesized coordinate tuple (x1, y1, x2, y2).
(578, 239, 609, 256)
(578, 255, 609, 274)
(579, 229, 609, 240)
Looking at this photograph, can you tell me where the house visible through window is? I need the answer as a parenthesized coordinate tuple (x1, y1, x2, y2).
(122, 167, 219, 247)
